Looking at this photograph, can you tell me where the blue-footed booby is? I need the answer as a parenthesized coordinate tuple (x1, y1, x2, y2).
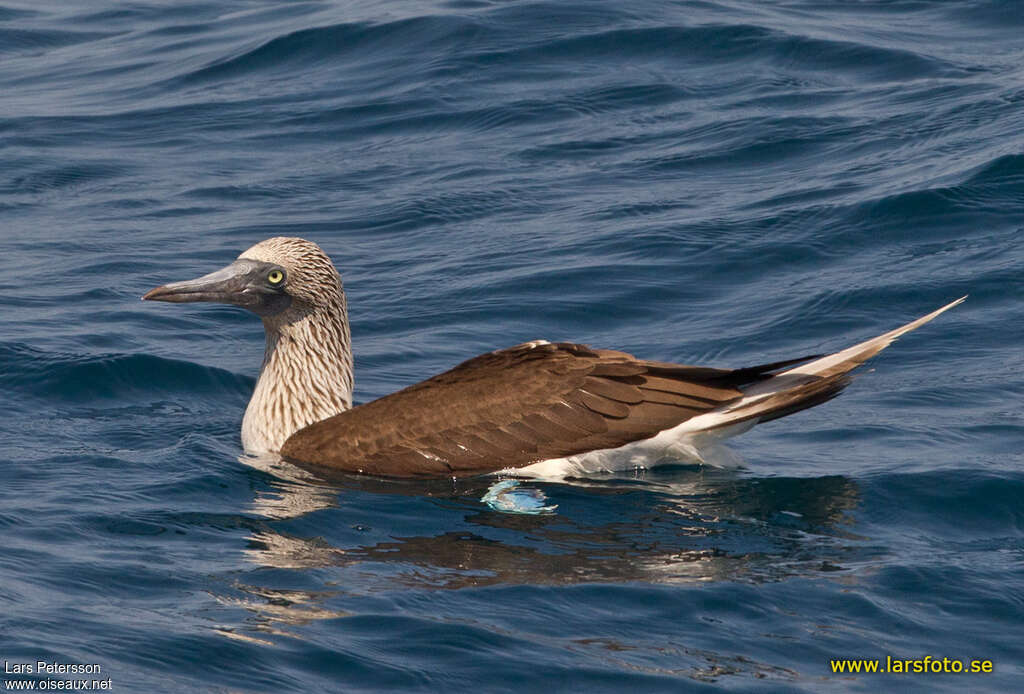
(143, 237, 964, 478)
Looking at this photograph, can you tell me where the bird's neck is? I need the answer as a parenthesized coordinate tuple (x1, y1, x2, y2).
(241, 306, 353, 454)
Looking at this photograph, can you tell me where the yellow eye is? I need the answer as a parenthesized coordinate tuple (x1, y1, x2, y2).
(267, 270, 284, 284)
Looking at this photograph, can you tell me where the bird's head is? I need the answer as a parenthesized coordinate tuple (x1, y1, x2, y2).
(143, 237, 344, 321)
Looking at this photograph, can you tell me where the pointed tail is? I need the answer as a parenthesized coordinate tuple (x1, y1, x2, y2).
(711, 296, 966, 428)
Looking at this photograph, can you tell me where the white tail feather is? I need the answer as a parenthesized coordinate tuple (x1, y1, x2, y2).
(777, 295, 966, 379)
(718, 295, 967, 418)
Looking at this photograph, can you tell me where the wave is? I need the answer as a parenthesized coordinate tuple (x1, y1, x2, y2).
(0, 342, 252, 402)
(167, 11, 962, 93)
(171, 14, 487, 87)
(0, 27, 114, 56)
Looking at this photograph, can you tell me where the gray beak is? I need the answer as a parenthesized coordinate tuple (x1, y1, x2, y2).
(143, 259, 289, 314)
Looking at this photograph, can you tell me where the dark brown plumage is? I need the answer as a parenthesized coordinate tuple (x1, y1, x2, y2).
(281, 342, 836, 477)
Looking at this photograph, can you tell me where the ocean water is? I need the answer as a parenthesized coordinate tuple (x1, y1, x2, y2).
(1, 0, 1022, 691)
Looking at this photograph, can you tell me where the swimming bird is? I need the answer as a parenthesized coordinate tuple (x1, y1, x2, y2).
(143, 237, 963, 478)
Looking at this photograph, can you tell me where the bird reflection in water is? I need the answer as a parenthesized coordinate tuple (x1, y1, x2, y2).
(240, 453, 341, 520)
(238, 455, 865, 581)
(214, 456, 867, 645)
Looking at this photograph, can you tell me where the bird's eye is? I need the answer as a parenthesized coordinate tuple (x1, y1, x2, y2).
(267, 270, 284, 285)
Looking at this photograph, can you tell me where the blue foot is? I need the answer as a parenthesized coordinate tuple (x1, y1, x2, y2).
(481, 480, 558, 515)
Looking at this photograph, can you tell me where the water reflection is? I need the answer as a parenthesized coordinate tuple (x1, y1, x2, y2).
(239, 453, 340, 519)
(237, 459, 867, 589)
(211, 583, 349, 643)
(217, 460, 871, 645)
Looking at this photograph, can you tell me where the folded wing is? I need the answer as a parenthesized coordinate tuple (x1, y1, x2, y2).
(281, 341, 818, 477)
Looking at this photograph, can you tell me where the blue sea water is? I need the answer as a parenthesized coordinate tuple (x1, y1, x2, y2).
(1, 0, 1023, 691)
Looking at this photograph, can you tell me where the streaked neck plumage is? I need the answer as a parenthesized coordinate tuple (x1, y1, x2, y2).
(241, 278, 354, 455)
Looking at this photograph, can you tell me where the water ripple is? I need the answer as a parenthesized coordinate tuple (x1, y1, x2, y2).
(1, 0, 1022, 691)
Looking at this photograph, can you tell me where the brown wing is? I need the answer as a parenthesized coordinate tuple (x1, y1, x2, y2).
(280, 341, 817, 478)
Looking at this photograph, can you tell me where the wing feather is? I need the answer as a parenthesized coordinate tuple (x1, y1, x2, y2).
(577, 390, 632, 418)
(579, 376, 644, 404)
(280, 341, 815, 477)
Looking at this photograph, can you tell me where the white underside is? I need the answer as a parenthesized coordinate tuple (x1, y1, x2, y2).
(505, 417, 758, 479)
